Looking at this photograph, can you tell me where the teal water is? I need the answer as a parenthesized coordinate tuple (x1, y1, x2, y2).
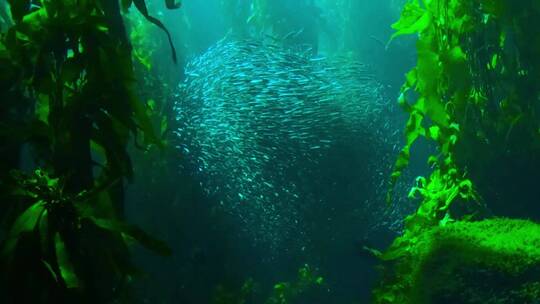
(126, 1, 419, 303)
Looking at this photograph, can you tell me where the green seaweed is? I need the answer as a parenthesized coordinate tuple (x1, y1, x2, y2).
(379, 1, 540, 303)
(0, 0, 179, 302)
(388, 0, 540, 222)
(374, 219, 540, 304)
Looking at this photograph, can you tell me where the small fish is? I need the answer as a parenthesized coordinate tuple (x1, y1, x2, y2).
(174, 38, 387, 216)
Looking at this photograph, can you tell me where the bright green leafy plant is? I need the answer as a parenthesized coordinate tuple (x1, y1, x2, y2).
(388, 0, 540, 228)
(378, 0, 540, 302)
(387, 0, 479, 224)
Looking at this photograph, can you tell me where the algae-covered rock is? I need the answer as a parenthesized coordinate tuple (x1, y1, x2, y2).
(374, 218, 540, 304)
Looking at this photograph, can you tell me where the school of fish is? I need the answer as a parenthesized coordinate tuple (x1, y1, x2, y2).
(173, 38, 403, 250)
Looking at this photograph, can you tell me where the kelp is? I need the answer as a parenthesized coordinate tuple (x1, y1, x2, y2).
(3, 170, 170, 281)
(388, 0, 540, 234)
(387, 0, 479, 221)
(0, 0, 180, 302)
(379, 0, 540, 302)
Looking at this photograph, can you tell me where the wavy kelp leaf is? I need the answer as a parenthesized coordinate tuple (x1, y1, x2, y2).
(7, 0, 30, 22)
(423, 97, 449, 127)
(415, 41, 442, 96)
(41, 259, 59, 283)
(19, 6, 48, 35)
(390, 2, 430, 41)
(122, 0, 180, 11)
(54, 232, 79, 289)
(129, 91, 163, 147)
(121, 0, 133, 11)
(405, 110, 425, 146)
(133, 0, 177, 63)
(1, 201, 45, 257)
(92, 118, 135, 180)
(38, 209, 50, 255)
(87, 217, 171, 256)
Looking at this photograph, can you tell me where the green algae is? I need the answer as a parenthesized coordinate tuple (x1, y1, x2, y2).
(374, 218, 540, 304)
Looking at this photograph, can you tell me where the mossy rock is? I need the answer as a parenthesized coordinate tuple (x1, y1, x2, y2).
(374, 218, 540, 304)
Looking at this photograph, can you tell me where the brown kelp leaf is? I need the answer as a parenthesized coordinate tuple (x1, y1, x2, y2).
(87, 216, 172, 256)
(133, 0, 177, 63)
(7, 0, 30, 22)
(54, 232, 80, 289)
(1, 201, 45, 258)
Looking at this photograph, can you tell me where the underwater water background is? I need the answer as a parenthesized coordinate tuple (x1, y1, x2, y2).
(124, 0, 423, 303)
